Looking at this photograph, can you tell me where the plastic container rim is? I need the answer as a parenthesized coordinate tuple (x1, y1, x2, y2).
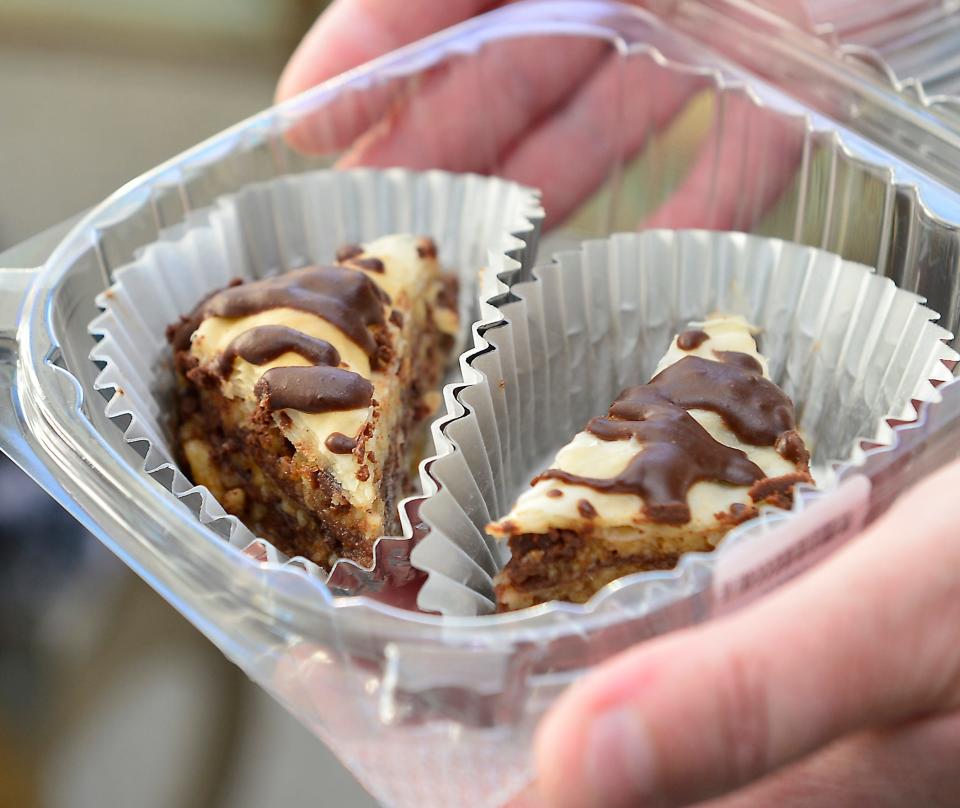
(9, 0, 960, 643)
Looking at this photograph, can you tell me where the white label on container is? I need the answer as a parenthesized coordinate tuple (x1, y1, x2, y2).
(713, 475, 871, 614)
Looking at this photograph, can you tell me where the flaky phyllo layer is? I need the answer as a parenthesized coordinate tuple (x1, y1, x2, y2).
(490, 314, 813, 611)
(169, 235, 457, 569)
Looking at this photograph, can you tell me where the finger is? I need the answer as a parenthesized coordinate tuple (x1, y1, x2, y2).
(500, 55, 802, 228)
(280, 21, 716, 222)
(338, 36, 608, 177)
(642, 91, 806, 231)
(283, 30, 607, 167)
(535, 460, 960, 808)
(345, 49, 710, 223)
(276, 0, 500, 102)
(275, 0, 506, 155)
(699, 711, 960, 808)
(496, 53, 701, 225)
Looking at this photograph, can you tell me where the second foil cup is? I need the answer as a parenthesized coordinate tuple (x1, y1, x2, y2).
(411, 230, 957, 616)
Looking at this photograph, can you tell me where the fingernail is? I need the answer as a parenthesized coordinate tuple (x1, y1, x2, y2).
(584, 706, 658, 806)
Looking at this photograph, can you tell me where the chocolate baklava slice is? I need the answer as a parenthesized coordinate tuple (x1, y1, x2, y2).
(168, 234, 457, 569)
(488, 315, 812, 611)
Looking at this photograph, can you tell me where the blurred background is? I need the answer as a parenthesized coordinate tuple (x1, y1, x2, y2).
(0, 1, 377, 805)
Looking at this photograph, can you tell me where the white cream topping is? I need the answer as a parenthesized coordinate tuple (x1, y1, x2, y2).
(654, 313, 768, 376)
(188, 233, 446, 506)
(358, 234, 427, 303)
(491, 314, 805, 539)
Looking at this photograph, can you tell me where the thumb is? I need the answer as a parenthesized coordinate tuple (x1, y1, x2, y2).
(534, 461, 960, 808)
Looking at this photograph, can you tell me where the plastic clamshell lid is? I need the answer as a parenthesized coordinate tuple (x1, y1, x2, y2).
(4, 4, 960, 805)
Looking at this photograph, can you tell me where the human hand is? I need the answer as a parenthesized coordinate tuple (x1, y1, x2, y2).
(530, 460, 960, 807)
(276, 5, 960, 806)
(276, 0, 801, 229)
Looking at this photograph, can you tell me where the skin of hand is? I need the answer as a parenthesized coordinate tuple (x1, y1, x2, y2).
(275, 0, 800, 230)
(528, 459, 960, 807)
(277, 3, 960, 805)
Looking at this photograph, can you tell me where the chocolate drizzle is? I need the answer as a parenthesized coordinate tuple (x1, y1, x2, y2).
(644, 354, 793, 446)
(217, 325, 340, 378)
(168, 238, 446, 450)
(336, 244, 363, 262)
(417, 237, 438, 259)
(349, 256, 385, 273)
(255, 366, 373, 414)
(200, 266, 389, 359)
(712, 350, 763, 375)
(325, 432, 359, 454)
(577, 499, 598, 519)
(336, 244, 386, 273)
(538, 391, 765, 524)
(536, 353, 804, 525)
(170, 260, 390, 423)
(677, 329, 710, 350)
(775, 429, 810, 466)
(167, 280, 241, 352)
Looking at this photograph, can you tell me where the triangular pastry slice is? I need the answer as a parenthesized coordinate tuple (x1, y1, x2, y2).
(169, 234, 458, 569)
(488, 315, 812, 611)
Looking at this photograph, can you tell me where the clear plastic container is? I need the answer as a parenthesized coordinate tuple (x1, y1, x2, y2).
(747, 0, 960, 117)
(4, 2, 960, 805)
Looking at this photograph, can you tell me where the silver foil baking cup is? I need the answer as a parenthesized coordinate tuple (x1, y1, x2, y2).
(88, 168, 543, 581)
(411, 230, 957, 616)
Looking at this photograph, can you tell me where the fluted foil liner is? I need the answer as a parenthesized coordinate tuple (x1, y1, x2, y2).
(88, 169, 543, 580)
(412, 230, 957, 616)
